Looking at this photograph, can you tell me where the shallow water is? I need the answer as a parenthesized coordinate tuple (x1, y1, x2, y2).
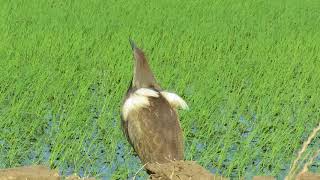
(1, 112, 318, 180)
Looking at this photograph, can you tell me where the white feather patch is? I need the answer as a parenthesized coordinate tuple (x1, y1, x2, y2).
(160, 91, 189, 110)
(135, 88, 159, 98)
(122, 88, 159, 120)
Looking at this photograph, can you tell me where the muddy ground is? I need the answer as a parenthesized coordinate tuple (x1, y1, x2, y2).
(0, 163, 319, 180)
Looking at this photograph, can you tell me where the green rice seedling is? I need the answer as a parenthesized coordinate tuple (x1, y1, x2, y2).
(0, 0, 319, 179)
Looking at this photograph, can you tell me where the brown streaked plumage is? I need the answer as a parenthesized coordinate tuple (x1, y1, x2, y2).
(120, 39, 188, 166)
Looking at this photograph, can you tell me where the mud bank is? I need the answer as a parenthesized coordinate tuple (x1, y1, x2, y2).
(1, 164, 319, 180)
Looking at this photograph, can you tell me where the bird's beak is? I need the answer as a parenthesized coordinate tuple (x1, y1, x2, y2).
(129, 38, 137, 51)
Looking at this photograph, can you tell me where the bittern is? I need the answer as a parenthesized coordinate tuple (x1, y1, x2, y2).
(120, 39, 189, 166)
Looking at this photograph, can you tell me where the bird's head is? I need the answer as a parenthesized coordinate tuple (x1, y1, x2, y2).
(129, 39, 161, 90)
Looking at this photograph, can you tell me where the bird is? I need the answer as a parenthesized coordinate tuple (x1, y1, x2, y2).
(120, 39, 189, 166)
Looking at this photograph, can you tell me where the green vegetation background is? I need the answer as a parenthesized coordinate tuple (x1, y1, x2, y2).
(0, 0, 319, 179)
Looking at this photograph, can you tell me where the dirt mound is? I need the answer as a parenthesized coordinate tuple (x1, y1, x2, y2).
(0, 165, 59, 180)
(147, 161, 228, 180)
(0, 164, 319, 179)
(0, 165, 95, 180)
(296, 172, 320, 180)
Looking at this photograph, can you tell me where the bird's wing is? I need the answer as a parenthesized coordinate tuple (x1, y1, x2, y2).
(120, 113, 134, 147)
(126, 95, 184, 164)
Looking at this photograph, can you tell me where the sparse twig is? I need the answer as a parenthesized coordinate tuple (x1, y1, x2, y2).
(285, 122, 320, 180)
(132, 162, 148, 180)
(169, 164, 175, 179)
(297, 149, 320, 177)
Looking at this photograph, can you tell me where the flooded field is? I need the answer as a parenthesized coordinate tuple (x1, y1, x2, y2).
(0, 0, 319, 179)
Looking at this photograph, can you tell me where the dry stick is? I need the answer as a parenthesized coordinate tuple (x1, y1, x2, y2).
(132, 162, 148, 180)
(285, 122, 320, 180)
(297, 148, 320, 177)
(169, 165, 175, 179)
(292, 151, 312, 176)
(290, 123, 320, 178)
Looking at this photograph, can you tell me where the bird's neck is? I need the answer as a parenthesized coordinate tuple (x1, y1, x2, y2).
(132, 58, 160, 90)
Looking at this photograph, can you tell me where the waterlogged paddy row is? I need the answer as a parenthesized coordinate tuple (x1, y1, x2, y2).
(0, 0, 319, 179)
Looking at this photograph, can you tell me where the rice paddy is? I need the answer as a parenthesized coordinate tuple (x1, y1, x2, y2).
(0, 0, 319, 179)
